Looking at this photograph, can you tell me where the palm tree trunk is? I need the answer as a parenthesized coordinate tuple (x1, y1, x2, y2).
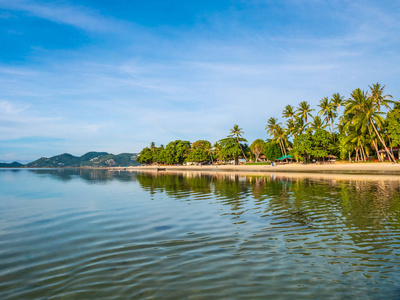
(279, 140, 284, 156)
(373, 139, 382, 161)
(363, 147, 367, 161)
(278, 139, 285, 157)
(361, 144, 367, 161)
(236, 136, 247, 161)
(355, 149, 359, 161)
(328, 116, 332, 134)
(281, 138, 287, 157)
(254, 148, 260, 162)
(370, 118, 396, 163)
(367, 126, 382, 161)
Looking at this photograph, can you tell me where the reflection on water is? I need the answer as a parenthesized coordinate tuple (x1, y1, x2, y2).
(1, 169, 400, 299)
(28, 168, 138, 183)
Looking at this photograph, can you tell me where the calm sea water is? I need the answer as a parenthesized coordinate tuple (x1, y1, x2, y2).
(1, 169, 400, 299)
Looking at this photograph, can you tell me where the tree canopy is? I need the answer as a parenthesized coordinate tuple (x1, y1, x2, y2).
(137, 83, 399, 165)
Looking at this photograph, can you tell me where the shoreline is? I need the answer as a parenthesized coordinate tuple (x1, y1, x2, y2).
(125, 162, 400, 175)
(3, 162, 400, 177)
(123, 163, 400, 182)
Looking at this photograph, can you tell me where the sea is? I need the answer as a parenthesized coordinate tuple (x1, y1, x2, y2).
(1, 168, 400, 299)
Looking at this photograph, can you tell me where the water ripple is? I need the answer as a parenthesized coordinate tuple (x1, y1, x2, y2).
(1, 170, 400, 299)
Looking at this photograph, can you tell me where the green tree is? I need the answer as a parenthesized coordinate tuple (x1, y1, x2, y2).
(308, 115, 329, 133)
(344, 88, 396, 162)
(344, 129, 369, 161)
(331, 93, 344, 121)
(186, 140, 212, 163)
(338, 133, 353, 161)
(265, 117, 287, 157)
(387, 102, 400, 148)
(282, 105, 295, 121)
(310, 129, 335, 160)
(368, 83, 394, 112)
(137, 147, 153, 164)
(296, 101, 314, 124)
(218, 137, 242, 164)
(264, 139, 281, 161)
(229, 125, 248, 160)
(291, 133, 312, 162)
(155, 145, 166, 164)
(250, 139, 265, 162)
(318, 97, 336, 134)
(293, 116, 307, 136)
(150, 142, 156, 152)
(285, 118, 296, 139)
(164, 140, 191, 164)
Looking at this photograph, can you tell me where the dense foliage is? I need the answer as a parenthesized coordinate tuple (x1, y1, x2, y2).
(250, 139, 265, 162)
(137, 83, 399, 165)
(387, 103, 400, 147)
(263, 140, 281, 161)
(137, 140, 191, 165)
(186, 140, 212, 163)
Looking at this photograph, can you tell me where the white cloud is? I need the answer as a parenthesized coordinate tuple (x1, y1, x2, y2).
(0, 0, 123, 33)
(1, 0, 400, 160)
(0, 100, 28, 115)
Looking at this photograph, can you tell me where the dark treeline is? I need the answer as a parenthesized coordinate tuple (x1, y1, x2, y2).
(137, 83, 400, 165)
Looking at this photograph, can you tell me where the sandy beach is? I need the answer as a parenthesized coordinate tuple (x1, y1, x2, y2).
(126, 162, 400, 175)
(117, 162, 400, 183)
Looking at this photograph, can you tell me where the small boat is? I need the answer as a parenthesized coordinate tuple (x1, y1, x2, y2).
(156, 167, 166, 171)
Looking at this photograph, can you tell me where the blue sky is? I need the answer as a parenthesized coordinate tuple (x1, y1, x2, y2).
(1, 0, 400, 162)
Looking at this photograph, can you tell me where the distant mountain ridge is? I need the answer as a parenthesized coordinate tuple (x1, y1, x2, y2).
(1, 152, 139, 168)
(0, 162, 24, 168)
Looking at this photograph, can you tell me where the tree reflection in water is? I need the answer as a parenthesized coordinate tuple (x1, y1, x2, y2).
(136, 171, 400, 252)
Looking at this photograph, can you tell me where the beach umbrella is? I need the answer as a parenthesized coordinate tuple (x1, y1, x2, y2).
(276, 155, 294, 160)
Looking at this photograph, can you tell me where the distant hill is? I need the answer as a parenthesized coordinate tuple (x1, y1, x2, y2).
(25, 152, 140, 168)
(80, 151, 109, 162)
(0, 161, 24, 168)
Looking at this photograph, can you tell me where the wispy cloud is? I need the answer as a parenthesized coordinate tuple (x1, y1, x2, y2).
(0, 0, 122, 33)
(1, 0, 400, 160)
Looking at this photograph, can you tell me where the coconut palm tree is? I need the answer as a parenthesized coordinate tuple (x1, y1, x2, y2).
(308, 115, 329, 132)
(265, 117, 287, 157)
(296, 101, 314, 124)
(150, 142, 156, 152)
(293, 116, 308, 136)
(345, 88, 396, 163)
(276, 126, 288, 157)
(367, 83, 394, 160)
(265, 117, 279, 135)
(345, 130, 369, 161)
(331, 93, 344, 121)
(282, 105, 295, 122)
(229, 124, 248, 160)
(340, 110, 359, 161)
(212, 142, 222, 162)
(367, 128, 382, 161)
(285, 118, 296, 139)
(368, 83, 394, 112)
(318, 97, 336, 134)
